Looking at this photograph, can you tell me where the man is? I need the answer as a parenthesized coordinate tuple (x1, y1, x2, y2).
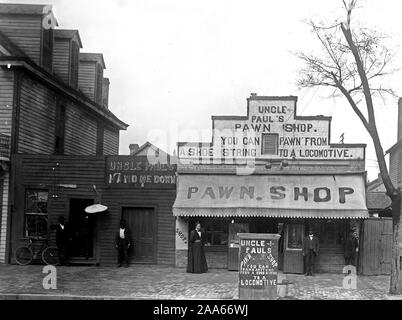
(303, 229, 319, 276)
(344, 229, 359, 266)
(115, 219, 132, 267)
(51, 216, 70, 266)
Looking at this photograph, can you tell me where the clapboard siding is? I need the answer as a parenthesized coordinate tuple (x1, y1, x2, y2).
(11, 154, 177, 266)
(101, 188, 176, 266)
(0, 14, 42, 64)
(78, 61, 96, 101)
(53, 39, 70, 84)
(0, 174, 9, 263)
(103, 126, 119, 155)
(64, 101, 97, 155)
(0, 69, 14, 136)
(18, 75, 57, 154)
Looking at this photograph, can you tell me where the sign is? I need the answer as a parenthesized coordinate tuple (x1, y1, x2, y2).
(178, 97, 365, 162)
(174, 174, 367, 211)
(106, 155, 176, 188)
(238, 233, 281, 300)
(175, 218, 188, 250)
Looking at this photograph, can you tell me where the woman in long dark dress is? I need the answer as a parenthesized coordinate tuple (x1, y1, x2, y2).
(187, 222, 208, 273)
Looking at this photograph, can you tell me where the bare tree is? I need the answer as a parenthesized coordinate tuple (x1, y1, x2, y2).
(296, 0, 401, 294)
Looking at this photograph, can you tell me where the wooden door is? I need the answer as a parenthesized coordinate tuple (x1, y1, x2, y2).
(360, 218, 392, 275)
(283, 223, 304, 274)
(122, 207, 156, 263)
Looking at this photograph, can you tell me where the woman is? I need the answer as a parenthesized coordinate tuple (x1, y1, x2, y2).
(187, 222, 208, 273)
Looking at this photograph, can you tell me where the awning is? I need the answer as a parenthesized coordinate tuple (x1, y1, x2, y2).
(173, 174, 369, 219)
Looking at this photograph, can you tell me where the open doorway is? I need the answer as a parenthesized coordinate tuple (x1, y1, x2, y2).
(69, 198, 95, 259)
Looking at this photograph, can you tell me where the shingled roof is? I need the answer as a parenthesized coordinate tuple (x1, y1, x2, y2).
(367, 192, 392, 210)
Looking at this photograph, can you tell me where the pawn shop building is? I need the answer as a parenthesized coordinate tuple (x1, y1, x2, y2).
(174, 94, 368, 274)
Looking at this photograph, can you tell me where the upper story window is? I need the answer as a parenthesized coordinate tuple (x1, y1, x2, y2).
(42, 28, 53, 72)
(261, 133, 278, 155)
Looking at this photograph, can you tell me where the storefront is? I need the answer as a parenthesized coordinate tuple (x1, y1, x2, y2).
(174, 173, 368, 273)
(174, 94, 368, 273)
(9, 143, 177, 266)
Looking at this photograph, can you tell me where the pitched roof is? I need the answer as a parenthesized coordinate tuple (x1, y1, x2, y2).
(54, 29, 83, 48)
(80, 52, 106, 69)
(386, 139, 402, 155)
(367, 192, 392, 210)
(0, 30, 26, 56)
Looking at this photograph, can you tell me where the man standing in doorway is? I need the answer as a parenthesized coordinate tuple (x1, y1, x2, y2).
(115, 219, 132, 268)
(51, 216, 70, 266)
(344, 229, 359, 266)
(303, 229, 319, 276)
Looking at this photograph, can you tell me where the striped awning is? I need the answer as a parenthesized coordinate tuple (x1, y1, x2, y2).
(173, 174, 369, 219)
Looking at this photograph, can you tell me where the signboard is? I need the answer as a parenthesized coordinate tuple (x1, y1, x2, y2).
(174, 174, 367, 211)
(106, 155, 176, 188)
(178, 97, 365, 163)
(238, 233, 281, 300)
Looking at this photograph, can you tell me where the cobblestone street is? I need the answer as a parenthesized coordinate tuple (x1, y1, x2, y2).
(0, 264, 401, 300)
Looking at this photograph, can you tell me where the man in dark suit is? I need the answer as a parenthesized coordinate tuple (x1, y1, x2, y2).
(115, 219, 132, 268)
(344, 229, 359, 266)
(51, 216, 70, 266)
(303, 229, 319, 276)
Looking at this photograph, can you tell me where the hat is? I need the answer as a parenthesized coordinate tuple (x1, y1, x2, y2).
(308, 229, 314, 234)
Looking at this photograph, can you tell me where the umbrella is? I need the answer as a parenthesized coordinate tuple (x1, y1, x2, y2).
(85, 204, 108, 214)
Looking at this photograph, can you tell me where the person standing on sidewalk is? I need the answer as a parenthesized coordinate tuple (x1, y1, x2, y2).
(115, 219, 131, 267)
(303, 229, 319, 276)
(187, 222, 208, 273)
(51, 216, 70, 266)
(344, 229, 359, 266)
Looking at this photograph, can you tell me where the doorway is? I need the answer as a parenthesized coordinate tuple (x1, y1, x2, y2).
(122, 207, 156, 263)
(69, 198, 95, 259)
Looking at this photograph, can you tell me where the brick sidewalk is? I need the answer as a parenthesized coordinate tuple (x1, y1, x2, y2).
(0, 264, 401, 300)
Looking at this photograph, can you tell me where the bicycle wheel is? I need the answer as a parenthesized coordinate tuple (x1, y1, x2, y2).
(42, 246, 59, 266)
(15, 246, 33, 265)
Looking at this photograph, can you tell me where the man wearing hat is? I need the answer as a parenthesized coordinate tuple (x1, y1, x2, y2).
(303, 229, 319, 276)
(115, 219, 132, 268)
(344, 229, 359, 266)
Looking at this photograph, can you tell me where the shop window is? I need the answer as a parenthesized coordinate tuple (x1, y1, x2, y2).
(24, 190, 48, 239)
(261, 133, 278, 155)
(286, 224, 303, 250)
(190, 219, 228, 248)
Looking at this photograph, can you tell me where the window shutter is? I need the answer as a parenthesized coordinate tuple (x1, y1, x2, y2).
(262, 134, 278, 155)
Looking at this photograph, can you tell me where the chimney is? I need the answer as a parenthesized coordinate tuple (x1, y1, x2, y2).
(78, 53, 106, 105)
(0, 4, 58, 69)
(102, 78, 110, 109)
(398, 98, 402, 140)
(53, 30, 82, 88)
(129, 144, 139, 155)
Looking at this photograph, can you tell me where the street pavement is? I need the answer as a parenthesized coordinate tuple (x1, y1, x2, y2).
(0, 264, 401, 300)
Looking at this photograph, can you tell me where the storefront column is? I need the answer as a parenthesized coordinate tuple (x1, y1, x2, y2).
(0, 173, 9, 263)
(175, 217, 188, 267)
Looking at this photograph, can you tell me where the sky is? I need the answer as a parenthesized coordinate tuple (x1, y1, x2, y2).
(4, 0, 402, 181)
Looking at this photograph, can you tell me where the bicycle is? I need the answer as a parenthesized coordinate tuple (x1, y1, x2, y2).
(15, 237, 59, 266)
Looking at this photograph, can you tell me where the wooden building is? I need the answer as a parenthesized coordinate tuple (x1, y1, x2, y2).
(0, 4, 128, 264)
(174, 94, 369, 273)
(10, 142, 177, 266)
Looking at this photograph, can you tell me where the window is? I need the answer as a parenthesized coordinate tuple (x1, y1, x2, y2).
(24, 190, 48, 239)
(261, 133, 278, 155)
(286, 224, 303, 250)
(190, 218, 228, 248)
